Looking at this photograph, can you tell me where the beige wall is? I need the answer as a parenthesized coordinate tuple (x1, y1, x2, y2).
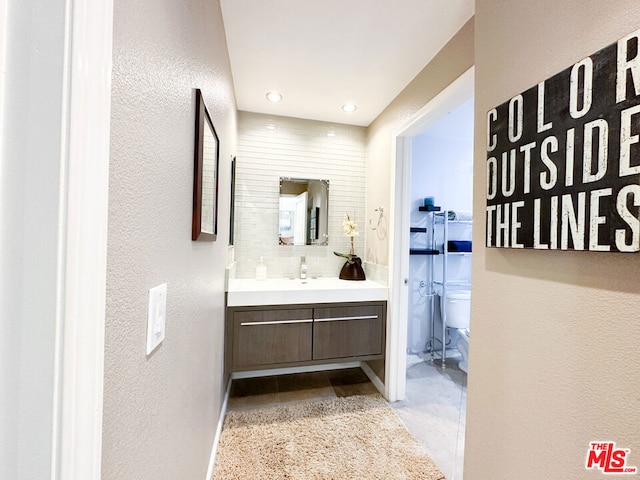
(103, 1, 236, 479)
(365, 18, 475, 266)
(466, 2, 640, 479)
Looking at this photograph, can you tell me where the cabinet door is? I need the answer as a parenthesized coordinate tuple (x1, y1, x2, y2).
(232, 308, 313, 368)
(313, 304, 384, 360)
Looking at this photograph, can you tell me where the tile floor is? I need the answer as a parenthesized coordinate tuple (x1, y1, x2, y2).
(226, 359, 467, 480)
(227, 367, 379, 412)
(392, 353, 467, 480)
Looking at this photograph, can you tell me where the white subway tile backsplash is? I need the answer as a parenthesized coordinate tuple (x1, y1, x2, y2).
(234, 112, 367, 279)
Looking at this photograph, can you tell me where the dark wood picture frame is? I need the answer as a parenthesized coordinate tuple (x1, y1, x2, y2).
(192, 88, 220, 241)
(229, 156, 236, 245)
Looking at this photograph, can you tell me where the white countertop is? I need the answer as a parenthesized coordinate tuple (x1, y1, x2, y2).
(227, 277, 388, 307)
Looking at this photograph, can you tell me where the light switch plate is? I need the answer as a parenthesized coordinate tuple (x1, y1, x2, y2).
(146, 283, 167, 355)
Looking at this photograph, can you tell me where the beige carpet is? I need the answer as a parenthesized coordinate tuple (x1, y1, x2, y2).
(213, 394, 445, 480)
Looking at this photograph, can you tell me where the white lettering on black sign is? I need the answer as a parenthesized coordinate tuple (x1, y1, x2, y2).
(486, 28, 640, 252)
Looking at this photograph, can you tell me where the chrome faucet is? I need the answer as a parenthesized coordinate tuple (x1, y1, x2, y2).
(300, 255, 308, 279)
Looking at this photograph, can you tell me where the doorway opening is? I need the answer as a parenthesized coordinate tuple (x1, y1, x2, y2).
(388, 67, 473, 480)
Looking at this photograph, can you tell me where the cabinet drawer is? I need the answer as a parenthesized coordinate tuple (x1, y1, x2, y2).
(313, 304, 384, 360)
(232, 309, 313, 368)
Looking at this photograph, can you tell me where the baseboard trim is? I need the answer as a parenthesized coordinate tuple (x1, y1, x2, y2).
(205, 377, 233, 480)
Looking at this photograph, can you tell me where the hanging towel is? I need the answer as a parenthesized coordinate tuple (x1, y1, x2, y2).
(447, 210, 473, 222)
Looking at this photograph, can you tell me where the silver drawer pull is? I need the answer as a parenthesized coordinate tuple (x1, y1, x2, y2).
(314, 315, 378, 322)
(240, 319, 313, 326)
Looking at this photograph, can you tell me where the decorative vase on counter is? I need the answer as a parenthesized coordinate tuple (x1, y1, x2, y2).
(334, 252, 366, 281)
(335, 213, 365, 280)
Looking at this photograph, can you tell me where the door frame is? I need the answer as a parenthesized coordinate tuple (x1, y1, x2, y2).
(1, 1, 112, 478)
(386, 67, 474, 401)
(55, 1, 113, 478)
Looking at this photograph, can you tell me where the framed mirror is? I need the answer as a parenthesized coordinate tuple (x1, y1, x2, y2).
(192, 89, 219, 241)
(279, 178, 329, 245)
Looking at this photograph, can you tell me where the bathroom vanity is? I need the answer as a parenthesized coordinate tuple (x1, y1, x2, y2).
(225, 278, 388, 373)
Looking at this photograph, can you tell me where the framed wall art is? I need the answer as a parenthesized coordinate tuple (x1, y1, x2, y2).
(486, 28, 640, 252)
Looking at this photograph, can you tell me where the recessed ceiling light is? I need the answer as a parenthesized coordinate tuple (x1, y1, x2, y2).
(266, 123, 277, 130)
(341, 103, 357, 113)
(327, 130, 336, 137)
(266, 91, 282, 103)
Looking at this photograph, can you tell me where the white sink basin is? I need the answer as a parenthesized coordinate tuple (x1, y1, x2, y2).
(227, 277, 388, 307)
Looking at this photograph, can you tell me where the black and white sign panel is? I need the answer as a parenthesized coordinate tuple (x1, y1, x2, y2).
(486, 28, 640, 252)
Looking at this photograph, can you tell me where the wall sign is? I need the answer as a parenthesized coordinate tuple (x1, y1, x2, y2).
(486, 28, 640, 252)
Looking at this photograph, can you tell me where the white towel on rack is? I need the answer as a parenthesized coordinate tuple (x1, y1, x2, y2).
(447, 210, 473, 222)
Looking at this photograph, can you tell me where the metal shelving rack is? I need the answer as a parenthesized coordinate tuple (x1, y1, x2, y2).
(409, 205, 440, 359)
(430, 210, 473, 368)
(409, 205, 440, 256)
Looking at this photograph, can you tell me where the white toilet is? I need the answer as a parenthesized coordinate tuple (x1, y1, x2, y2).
(444, 291, 471, 373)
(456, 329, 469, 373)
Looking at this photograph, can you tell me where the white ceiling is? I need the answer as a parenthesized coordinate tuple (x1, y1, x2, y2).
(220, 0, 474, 127)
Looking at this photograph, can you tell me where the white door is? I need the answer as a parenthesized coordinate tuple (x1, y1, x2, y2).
(293, 191, 308, 245)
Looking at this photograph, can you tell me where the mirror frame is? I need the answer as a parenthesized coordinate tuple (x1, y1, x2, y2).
(279, 177, 330, 246)
(229, 156, 236, 245)
(192, 88, 220, 241)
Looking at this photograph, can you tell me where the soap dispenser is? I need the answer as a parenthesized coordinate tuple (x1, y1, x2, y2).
(256, 257, 267, 281)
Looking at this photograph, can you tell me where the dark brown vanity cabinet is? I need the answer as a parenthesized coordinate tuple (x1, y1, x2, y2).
(231, 308, 313, 368)
(226, 301, 386, 372)
(312, 304, 384, 360)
